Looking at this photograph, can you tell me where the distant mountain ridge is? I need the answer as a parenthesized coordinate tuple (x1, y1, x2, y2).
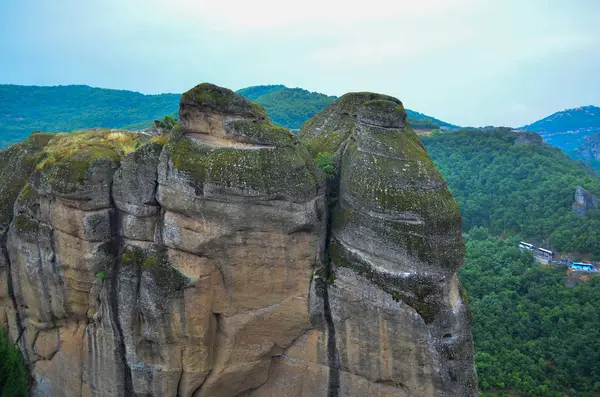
(0, 84, 179, 148)
(237, 84, 459, 130)
(0, 84, 459, 149)
(522, 105, 600, 134)
(236, 85, 337, 129)
(521, 105, 600, 170)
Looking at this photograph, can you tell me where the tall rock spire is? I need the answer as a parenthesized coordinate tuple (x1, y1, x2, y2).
(0, 84, 477, 397)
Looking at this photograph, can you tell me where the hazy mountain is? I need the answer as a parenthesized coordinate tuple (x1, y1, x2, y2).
(520, 106, 600, 170)
(522, 105, 600, 134)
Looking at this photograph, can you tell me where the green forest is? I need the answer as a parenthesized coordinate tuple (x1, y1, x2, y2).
(237, 85, 337, 130)
(522, 106, 600, 135)
(422, 128, 600, 257)
(0, 85, 180, 148)
(461, 228, 600, 396)
(0, 84, 459, 150)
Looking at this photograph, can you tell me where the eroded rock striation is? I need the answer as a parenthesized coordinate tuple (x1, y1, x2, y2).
(0, 83, 477, 396)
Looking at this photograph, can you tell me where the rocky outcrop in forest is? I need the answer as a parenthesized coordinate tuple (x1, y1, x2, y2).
(576, 133, 600, 162)
(0, 83, 477, 396)
(573, 185, 600, 216)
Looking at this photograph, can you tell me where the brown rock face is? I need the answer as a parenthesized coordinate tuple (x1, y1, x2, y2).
(0, 84, 477, 397)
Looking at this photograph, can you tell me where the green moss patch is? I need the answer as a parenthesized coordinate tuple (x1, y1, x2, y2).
(123, 245, 187, 291)
(303, 131, 344, 158)
(35, 129, 140, 194)
(342, 142, 457, 224)
(229, 120, 295, 147)
(0, 133, 54, 223)
(181, 83, 267, 119)
(168, 136, 317, 200)
(12, 213, 40, 241)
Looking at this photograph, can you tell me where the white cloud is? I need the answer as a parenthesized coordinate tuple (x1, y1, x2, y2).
(151, 0, 481, 32)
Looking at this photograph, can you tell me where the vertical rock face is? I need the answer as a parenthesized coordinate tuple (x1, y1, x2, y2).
(576, 133, 600, 161)
(0, 84, 476, 396)
(573, 185, 600, 216)
(273, 94, 478, 397)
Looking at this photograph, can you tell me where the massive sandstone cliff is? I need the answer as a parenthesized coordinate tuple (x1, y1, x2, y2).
(0, 83, 477, 397)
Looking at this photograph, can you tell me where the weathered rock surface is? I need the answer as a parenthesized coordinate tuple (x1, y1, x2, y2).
(576, 132, 600, 162)
(0, 83, 477, 396)
(573, 185, 600, 216)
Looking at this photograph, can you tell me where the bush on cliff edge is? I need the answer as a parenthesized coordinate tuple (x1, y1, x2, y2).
(0, 328, 28, 397)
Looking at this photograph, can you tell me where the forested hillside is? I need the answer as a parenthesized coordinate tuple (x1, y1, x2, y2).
(462, 228, 600, 396)
(0, 84, 458, 149)
(520, 106, 600, 170)
(236, 85, 337, 129)
(0, 85, 179, 148)
(405, 108, 458, 129)
(523, 106, 600, 134)
(237, 84, 459, 130)
(422, 128, 600, 257)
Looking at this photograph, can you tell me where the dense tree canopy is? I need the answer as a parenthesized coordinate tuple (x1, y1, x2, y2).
(0, 85, 180, 148)
(1, 84, 458, 148)
(422, 128, 600, 257)
(237, 85, 337, 130)
(461, 228, 600, 396)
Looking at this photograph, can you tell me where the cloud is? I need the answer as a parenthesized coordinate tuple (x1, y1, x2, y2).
(151, 0, 480, 33)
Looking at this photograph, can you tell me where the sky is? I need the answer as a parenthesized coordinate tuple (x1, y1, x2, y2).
(1, 0, 599, 127)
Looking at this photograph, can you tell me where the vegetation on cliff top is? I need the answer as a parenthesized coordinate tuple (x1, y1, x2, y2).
(182, 83, 267, 119)
(0, 132, 54, 223)
(522, 105, 600, 135)
(167, 135, 318, 201)
(34, 129, 141, 194)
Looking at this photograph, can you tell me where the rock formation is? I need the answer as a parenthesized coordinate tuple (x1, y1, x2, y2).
(0, 83, 477, 396)
(573, 185, 600, 216)
(514, 131, 543, 146)
(576, 132, 600, 162)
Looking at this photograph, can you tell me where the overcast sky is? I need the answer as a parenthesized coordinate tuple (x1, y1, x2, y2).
(1, 0, 599, 127)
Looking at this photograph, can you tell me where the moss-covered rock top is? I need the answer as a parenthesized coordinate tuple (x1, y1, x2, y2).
(298, 91, 405, 157)
(0, 129, 145, 223)
(227, 120, 295, 147)
(166, 135, 319, 202)
(180, 83, 267, 120)
(329, 92, 401, 114)
(0, 133, 54, 223)
(35, 129, 142, 194)
(357, 99, 407, 128)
